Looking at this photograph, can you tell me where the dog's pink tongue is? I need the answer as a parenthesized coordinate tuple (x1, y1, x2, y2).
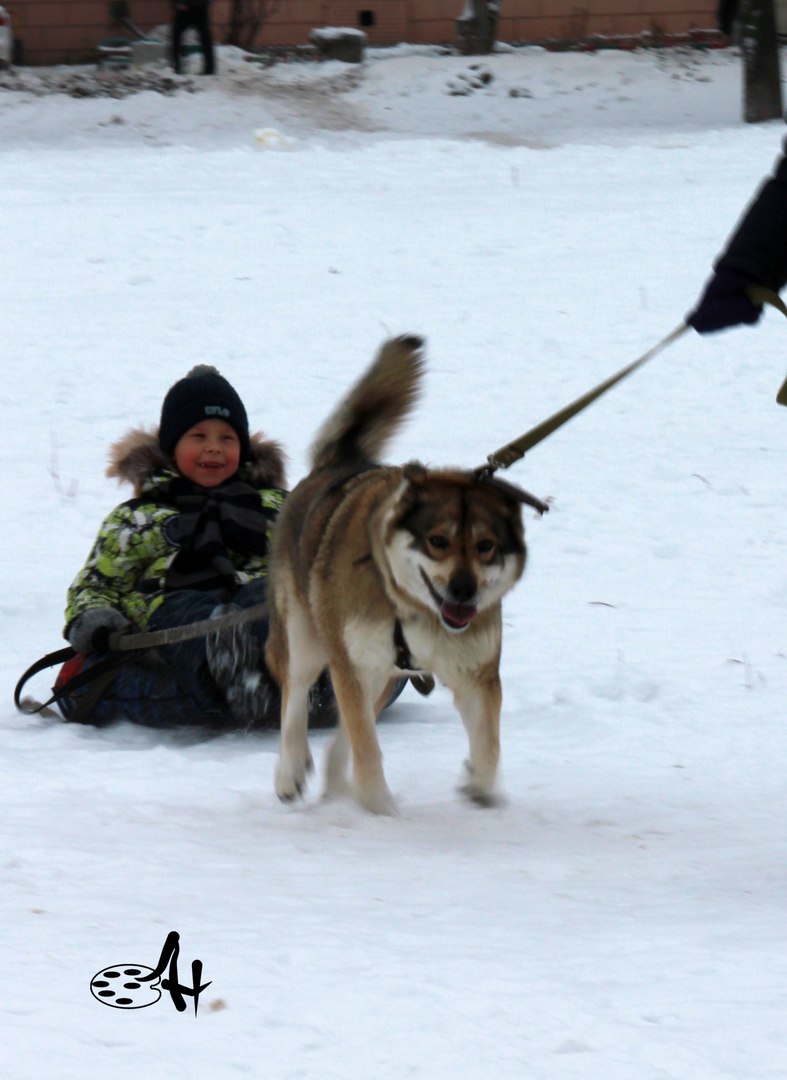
(440, 601, 477, 629)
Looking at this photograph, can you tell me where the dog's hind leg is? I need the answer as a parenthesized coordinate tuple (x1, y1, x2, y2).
(452, 673, 503, 807)
(323, 727, 352, 801)
(331, 670, 397, 815)
(273, 605, 325, 803)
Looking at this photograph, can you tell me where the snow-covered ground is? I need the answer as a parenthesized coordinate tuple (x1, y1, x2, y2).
(3, 43, 787, 1079)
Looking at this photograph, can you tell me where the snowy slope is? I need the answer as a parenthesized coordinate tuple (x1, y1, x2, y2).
(2, 44, 787, 1080)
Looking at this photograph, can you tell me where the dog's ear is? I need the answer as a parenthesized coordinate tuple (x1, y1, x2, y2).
(394, 462, 429, 535)
(477, 473, 551, 516)
(403, 460, 428, 484)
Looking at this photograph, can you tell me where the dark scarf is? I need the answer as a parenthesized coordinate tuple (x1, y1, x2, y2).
(150, 475, 278, 598)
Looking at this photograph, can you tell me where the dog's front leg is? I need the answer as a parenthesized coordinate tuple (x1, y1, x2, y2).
(324, 677, 400, 803)
(272, 601, 325, 804)
(452, 673, 502, 807)
(275, 679, 314, 802)
(332, 672, 397, 816)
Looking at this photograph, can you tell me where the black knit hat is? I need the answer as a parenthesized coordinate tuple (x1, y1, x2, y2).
(159, 365, 251, 462)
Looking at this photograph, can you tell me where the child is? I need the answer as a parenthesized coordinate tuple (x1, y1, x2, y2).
(61, 364, 332, 729)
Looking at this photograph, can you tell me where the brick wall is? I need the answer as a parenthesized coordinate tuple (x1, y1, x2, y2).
(495, 0, 720, 42)
(6, 0, 176, 64)
(7, 0, 719, 67)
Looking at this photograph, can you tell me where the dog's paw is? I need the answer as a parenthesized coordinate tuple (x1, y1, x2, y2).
(458, 761, 501, 808)
(458, 781, 503, 809)
(275, 751, 314, 803)
(275, 773, 306, 803)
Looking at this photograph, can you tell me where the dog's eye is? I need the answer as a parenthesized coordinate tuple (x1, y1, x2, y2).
(476, 539, 495, 555)
(428, 535, 449, 551)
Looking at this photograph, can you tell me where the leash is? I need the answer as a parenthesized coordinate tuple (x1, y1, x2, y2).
(476, 323, 689, 477)
(477, 289, 787, 480)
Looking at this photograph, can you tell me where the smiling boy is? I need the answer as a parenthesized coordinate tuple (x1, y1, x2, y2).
(60, 365, 298, 728)
(174, 418, 242, 488)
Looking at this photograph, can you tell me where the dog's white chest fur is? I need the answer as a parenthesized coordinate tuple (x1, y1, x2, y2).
(396, 614, 501, 682)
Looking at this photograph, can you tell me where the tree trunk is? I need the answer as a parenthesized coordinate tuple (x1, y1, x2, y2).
(225, 0, 244, 47)
(225, 1, 278, 51)
(740, 0, 783, 123)
(456, 1, 500, 56)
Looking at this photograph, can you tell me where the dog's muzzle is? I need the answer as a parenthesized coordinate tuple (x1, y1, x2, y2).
(420, 568, 478, 631)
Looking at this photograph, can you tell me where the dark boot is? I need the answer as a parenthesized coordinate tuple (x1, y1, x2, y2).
(206, 605, 279, 728)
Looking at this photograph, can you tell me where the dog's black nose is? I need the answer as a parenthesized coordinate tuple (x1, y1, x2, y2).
(448, 568, 477, 604)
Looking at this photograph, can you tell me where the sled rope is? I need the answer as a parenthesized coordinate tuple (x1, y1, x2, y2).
(477, 323, 689, 477)
(14, 602, 269, 720)
(15, 647, 138, 720)
(104, 600, 269, 651)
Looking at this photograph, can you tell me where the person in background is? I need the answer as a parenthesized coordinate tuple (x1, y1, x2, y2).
(171, 0, 215, 76)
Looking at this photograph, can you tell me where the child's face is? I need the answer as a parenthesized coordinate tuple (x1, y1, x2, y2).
(174, 419, 242, 487)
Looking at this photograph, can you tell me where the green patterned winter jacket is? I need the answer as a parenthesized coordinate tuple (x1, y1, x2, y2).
(64, 427, 287, 639)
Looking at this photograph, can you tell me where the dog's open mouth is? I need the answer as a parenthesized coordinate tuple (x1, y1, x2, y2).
(439, 600, 478, 630)
(421, 570, 477, 630)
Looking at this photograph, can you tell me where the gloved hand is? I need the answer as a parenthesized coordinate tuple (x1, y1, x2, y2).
(68, 607, 130, 654)
(687, 269, 764, 334)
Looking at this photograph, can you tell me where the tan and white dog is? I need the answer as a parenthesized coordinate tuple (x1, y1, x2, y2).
(265, 335, 547, 814)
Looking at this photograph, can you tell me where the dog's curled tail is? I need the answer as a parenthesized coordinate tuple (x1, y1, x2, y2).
(309, 334, 426, 471)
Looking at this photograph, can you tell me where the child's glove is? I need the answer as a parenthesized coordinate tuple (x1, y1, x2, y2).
(68, 608, 130, 654)
(687, 269, 764, 334)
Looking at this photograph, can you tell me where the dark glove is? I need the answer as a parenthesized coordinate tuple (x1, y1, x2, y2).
(68, 607, 130, 654)
(687, 269, 764, 334)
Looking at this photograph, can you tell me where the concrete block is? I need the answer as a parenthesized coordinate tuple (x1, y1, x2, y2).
(131, 39, 166, 67)
(309, 27, 367, 64)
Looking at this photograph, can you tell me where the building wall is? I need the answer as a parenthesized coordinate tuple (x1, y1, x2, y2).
(6, 0, 720, 67)
(496, 0, 720, 43)
(7, 0, 192, 64)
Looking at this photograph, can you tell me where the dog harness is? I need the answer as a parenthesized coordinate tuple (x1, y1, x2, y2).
(393, 619, 435, 696)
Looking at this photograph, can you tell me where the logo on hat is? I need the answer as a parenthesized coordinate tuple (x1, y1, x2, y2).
(205, 406, 231, 418)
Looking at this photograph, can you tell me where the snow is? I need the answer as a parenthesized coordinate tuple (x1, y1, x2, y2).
(3, 43, 787, 1079)
(311, 27, 368, 41)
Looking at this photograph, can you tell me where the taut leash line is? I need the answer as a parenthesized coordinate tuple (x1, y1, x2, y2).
(477, 323, 689, 477)
(477, 287, 787, 481)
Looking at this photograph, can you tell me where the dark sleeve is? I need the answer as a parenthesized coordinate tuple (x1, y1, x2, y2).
(715, 140, 787, 292)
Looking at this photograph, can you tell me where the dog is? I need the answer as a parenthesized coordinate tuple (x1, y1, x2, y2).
(265, 335, 548, 814)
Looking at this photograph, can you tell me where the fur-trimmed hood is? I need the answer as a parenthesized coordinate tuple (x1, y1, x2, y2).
(106, 426, 287, 496)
